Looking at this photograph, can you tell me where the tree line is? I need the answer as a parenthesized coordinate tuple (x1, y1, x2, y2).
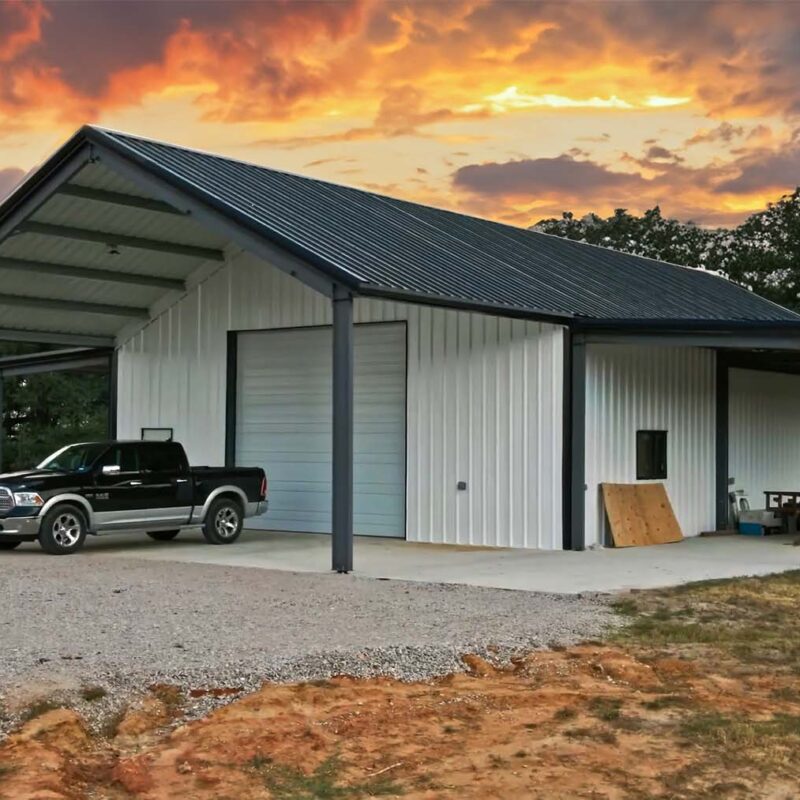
(533, 188, 800, 312)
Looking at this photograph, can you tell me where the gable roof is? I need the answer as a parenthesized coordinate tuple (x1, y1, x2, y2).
(89, 128, 799, 327)
(1, 125, 798, 339)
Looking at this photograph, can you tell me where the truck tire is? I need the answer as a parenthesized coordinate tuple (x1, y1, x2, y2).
(146, 530, 180, 541)
(0, 540, 20, 550)
(38, 505, 88, 555)
(202, 497, 243, 545)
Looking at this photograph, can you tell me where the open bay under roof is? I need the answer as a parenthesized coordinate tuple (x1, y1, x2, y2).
(0, 125, 798, 347)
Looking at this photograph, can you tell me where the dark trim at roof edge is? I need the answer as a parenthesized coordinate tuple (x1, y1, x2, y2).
(358, 285, 573, 326)
(0, 137, 93, 245)
(574, 318, 800, 335)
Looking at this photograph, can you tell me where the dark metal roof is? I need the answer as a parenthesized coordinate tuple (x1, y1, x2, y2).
(31, 127, 800, 326)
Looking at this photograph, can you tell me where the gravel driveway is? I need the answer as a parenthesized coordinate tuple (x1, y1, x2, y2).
(0, 552, 615, 732)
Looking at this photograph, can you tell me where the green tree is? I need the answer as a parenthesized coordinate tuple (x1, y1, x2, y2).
(534, 188, 800, 311)
(0, 342, 108, 471)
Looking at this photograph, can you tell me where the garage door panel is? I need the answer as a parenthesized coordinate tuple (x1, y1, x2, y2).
(236, 323, 406, 537)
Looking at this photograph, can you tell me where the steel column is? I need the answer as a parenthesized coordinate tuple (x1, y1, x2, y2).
(715, 352, 730, 529)
(0, 372, 4, 472)
(225, 332, 238, 467)
(107, 351, 118, 439)
(569, 334, 587, 550)
(332, 287, 354, 573)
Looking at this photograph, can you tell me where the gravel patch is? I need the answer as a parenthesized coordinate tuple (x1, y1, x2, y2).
(0, 554, 616, 736)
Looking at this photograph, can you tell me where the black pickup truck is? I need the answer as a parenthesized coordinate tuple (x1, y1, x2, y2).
(0, 440, 267, 555)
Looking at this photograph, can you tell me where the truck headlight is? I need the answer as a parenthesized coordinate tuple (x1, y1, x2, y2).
(13, 492, 44, 507)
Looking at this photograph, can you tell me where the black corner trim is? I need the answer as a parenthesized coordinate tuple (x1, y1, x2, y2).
(107, 350, 118, 439)
(715, 351, 730, 530)
(225, 331, 238, 467)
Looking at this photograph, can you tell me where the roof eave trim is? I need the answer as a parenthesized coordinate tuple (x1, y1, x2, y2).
(0, 131, 95, 244)
(572, 318, 800, 333)
(358, 284, 574, 326)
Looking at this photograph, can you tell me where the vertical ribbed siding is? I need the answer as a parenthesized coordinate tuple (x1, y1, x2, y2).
(117, 248, 566, 549)
(584, 344, 716, 547)
(729, 368, 800, 505)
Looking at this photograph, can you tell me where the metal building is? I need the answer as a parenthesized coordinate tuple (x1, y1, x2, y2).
(2, 126, 800, 569)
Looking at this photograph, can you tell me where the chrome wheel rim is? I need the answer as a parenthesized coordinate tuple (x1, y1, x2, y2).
(215, 506, 239, 538)
(52, 513, 81, 548)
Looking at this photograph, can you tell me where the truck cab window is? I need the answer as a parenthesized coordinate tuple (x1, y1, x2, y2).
(96, 445, 139, 473)
(139, 443, 184, 474)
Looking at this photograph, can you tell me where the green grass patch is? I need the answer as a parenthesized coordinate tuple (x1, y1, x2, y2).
(641, 694, 693, 711)
(553, 706, 577, 721)
(680, 711, 800, 747)
(250, 754, 403, 799)
(588, 697, 623, 721)
(612, 571, 800, 672)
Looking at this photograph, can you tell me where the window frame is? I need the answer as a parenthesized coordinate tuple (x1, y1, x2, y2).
(636, 429, 668, 481)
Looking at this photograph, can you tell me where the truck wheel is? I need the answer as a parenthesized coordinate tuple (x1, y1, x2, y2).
(147, 530, 180, 541)
(0, 540, 20, 550)
(38, 505, 87, 555)
(203, 497, 243, 545)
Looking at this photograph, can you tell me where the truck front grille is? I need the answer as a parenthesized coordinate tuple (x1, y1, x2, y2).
(0, 488, 13, 512)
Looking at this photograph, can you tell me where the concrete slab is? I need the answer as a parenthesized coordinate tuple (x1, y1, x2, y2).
(23, 529, 800, 594)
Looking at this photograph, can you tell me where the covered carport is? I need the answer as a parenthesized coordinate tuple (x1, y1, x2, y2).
(573, 327, 800, 548)
(0, 127, 362, 570)
(720, 347, 800, 529)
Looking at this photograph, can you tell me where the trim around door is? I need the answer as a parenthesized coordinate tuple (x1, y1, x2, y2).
(225, 320, 409, 540)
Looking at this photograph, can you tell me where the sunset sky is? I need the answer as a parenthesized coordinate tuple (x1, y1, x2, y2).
(0, 0, 798, 227)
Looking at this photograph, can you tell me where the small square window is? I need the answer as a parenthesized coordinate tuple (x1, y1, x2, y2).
(636, 430, 667, 480)
(141, 427, 174, 442)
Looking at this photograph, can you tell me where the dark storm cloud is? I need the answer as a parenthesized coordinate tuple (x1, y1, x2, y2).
(453, 155, 647, 197)
(715, 146, 800, 194)
(685, 122, 745, 146)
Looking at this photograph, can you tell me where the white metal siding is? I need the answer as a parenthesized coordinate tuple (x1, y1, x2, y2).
(117, 248, 565, 549)
(729, 368, 800, 505)
(585, 344, 716, 547)
(236, 324, 407, 537)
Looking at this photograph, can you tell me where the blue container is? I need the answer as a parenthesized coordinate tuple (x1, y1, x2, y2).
(738, 522, 764, 536)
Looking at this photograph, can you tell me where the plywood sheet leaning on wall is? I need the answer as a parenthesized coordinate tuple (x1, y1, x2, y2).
(601, 483, 684, 547)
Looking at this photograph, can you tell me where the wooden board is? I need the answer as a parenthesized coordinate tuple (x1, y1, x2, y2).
(601, 483, 683, 547)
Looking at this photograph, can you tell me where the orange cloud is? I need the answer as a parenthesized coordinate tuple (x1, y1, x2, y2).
(0, 0, 798, 227)
(0, 0, 47, 61)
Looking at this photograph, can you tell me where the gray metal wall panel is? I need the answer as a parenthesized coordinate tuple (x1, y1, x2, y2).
(728, 368, 800, 506)
(584, 344, 716, 547)
(117, 249, 565, 549)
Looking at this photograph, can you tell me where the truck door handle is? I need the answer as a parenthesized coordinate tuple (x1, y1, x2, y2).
(175, 478, 189, 484)
(129, 480, 143, 486)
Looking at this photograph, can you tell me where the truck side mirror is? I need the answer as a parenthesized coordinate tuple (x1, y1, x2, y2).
(101, 464, 121, 475)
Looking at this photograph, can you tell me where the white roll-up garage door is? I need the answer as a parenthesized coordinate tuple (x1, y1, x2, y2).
(235, 322, 407, 537)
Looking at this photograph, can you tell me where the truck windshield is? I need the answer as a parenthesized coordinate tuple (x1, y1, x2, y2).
(38, 443, 110, 473)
